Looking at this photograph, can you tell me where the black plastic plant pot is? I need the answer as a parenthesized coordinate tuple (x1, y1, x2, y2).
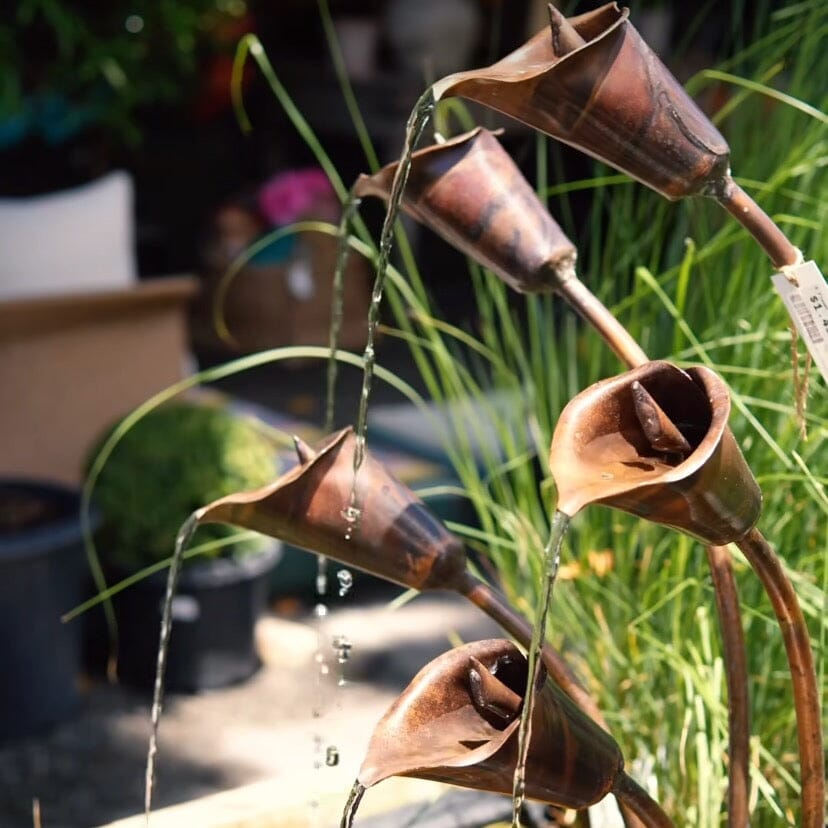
(0, 480, 97, 742)
(114, 544, 280, 692)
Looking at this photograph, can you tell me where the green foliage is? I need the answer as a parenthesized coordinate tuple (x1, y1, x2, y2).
(89, 401, 277, 570)
(2, 0, 243, 144)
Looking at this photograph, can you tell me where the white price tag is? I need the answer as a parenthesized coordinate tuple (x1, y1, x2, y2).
(771, 260, 828, 384)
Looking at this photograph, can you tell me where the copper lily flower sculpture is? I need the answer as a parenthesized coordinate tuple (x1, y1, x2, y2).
(548, 361, 824, 826)
(432, 3, 799, 267)
(197, 427, 604, 727)
(549, 360, 761, 544)
(353, 639, 672, 827)
(355, 127, 647, 368)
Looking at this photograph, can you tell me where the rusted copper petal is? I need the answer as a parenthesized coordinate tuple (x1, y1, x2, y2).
(355, 128, 576, 293)
(196, 427, 468, 592)
(549, 361, 762, 544)
(358, 639, 623, 809)
(432, 3, 729, 200)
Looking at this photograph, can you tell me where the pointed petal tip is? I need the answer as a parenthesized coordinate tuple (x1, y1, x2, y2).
(292, 434, 316, 464)
(547, 3, 585, 57)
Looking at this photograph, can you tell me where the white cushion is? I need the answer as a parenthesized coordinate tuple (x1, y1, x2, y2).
(0, 170, 137, 299)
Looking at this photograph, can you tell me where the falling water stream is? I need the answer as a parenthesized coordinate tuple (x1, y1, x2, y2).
(325, 190, 362, 435)
(144, 512, 198, 819)
(510, 510, 571, 826)
(340, 781, 367, 828)
(344, 87, 435, 537)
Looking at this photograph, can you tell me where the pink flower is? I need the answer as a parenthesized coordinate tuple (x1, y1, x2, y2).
(257, 168, 335, 226)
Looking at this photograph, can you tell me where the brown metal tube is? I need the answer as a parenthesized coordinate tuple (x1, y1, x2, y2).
(736, 527, 824, 827)
(705, 545, 751, 827)
(612, 772, 675, 828)
(716, 179, 800, 268)
(556, 273, 649, 368)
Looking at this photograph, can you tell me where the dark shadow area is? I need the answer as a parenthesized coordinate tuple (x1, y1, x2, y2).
(0, 685, 229, 828)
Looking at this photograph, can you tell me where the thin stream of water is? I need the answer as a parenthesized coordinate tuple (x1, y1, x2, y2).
(144, 512, 198, 820)
(510, 510, 571, 826)
(344, 87, 435, 538)
(340, 780, 366, 828)
(325, 191, 362, 434)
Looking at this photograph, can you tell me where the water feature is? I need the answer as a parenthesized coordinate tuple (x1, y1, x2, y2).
(510, 510, 571, 826)
(144, 512, 198, 818)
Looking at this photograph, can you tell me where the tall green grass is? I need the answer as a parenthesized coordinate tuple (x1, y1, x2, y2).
(229, 3, 826, 824)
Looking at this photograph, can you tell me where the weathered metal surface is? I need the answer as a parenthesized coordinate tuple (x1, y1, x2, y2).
(358, 639, 623, 810)
(549, 361, 762, 544)
(196, 427, 468, 592)
(432, 3, 729, 200)
(355, 127, 576, 293)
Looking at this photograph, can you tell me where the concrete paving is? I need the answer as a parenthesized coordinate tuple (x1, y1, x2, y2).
(0, 588, 504, 828)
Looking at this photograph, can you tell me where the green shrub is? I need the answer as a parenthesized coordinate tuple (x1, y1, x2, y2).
(89, 401, 277, 571)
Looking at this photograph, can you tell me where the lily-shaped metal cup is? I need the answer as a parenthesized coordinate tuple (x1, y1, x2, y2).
(548, 361, 824, 826)
(354, 127, 647, 368)
(549, 360, 761, 544)
(196, 427, 606, 728)
(431, 3, 799, 267)
(355, 127, 576, 295)
(354, 639, 672, 827)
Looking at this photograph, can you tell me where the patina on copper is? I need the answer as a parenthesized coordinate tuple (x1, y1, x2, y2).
(359, 639, 620, 807)
(358, 639, 672, 826)
(196, 427, 607, 729)
(197, 427, 468, 592)
(431, 3, 729, 200)
(548, 361, 762, 544)
(355, 127, 647, 368)
(355, 128, 576, 294)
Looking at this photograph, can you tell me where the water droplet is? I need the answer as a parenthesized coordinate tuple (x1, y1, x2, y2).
(333, 634, 352, 664)
(337, 569, 353, 597)
(316, 573, 328, 596)
(320, 663, 329, 675)
(314, 603, 328, 618)
(325, 745, 340, 766)
(342, 505, 362, 541)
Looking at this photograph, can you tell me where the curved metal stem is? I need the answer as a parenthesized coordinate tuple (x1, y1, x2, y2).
(556, 274, 649, 369)
(705, 545, 751, 827)
(612, 772, 675, 828)
(715, 178, 800, 268)
(736, 527, 824, 827)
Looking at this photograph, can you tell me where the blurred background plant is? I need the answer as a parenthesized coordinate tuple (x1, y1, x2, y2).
(227, 1, 826, 823)
(0, 0, 251, 150)
(88, 400, 276, 572)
